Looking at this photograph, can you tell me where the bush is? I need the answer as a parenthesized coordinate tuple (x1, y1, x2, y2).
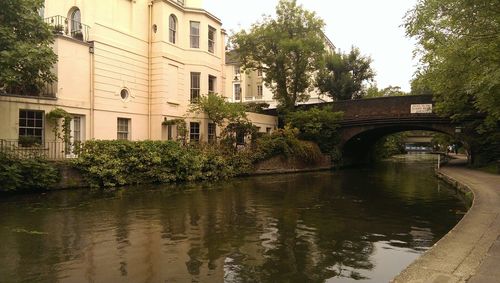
(286, 107, 343, 155)
(73, 140, 247, 187)
(254, 126, 323, 164)
(0, 152, 60, 192)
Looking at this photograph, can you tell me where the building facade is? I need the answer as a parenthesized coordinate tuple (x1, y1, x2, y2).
(0, 0, 277, 151)
(224, 33, 336, 109)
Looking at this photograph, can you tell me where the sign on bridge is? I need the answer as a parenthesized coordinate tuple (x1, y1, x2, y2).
(411, 104, 433, 114)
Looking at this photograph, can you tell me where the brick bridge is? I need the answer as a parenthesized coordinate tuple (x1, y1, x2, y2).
(297, 95, 460, 165)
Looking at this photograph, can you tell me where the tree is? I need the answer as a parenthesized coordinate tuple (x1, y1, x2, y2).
(365, 85, 407, 98)
(286, 107, 343, 155)
(405, 0, 500, 130)
(189, 93, 249, 145)
(316, 47, 375, 101)
(0, 0, 57, 95)
(231, 0, 326, 112)
(189, 93, 247, 127)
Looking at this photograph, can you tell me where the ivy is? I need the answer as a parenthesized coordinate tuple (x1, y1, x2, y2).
(46, 108, 72, 143)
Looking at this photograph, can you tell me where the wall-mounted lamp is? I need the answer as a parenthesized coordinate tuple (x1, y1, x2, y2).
(152, 24, 158, 33)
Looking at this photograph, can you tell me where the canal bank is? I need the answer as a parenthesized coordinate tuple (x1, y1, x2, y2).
(393, 158, 500, 283)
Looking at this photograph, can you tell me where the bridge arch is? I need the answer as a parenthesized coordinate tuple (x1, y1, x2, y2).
(339, 123, 458, 165)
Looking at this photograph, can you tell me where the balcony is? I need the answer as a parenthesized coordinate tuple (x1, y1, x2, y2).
(0, 82, 57, 99)
(44, 15, 90, 42)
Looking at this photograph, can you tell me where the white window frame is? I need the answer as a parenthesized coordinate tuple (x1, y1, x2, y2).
(190, 72, 201, 103)
(233, 83, 241, 101)
(208, 26, 216, 53)
(18, 110, 44, 144)
(190, 21, 200, 48)
(169, 14, 177, 44)
(117, 118, 131, 140)
(189, 122, 200, 143)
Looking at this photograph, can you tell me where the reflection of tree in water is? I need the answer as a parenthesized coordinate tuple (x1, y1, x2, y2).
(0, 162, 464, 282)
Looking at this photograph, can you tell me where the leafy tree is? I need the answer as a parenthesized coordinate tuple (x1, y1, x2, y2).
(286, 107, 343, 155)
(365, 85, 407, 98)
(231, 0, 326, 112)
(0, 0, 57, 95)
(405, 0, 500, 130)
(189, 93, 249, 146)
(189, 93, 247, 127)
(317, 47, 375, 100)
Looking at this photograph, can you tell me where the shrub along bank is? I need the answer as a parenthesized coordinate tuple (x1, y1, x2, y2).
(73, 128, 325, 188)
(0, 152, 60, 192)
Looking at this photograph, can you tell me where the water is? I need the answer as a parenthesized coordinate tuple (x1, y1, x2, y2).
(0, 155, 467, 282)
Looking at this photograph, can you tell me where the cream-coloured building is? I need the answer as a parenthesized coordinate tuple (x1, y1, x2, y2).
(225, 33, 336, 109)
(0, 0, 277, 152)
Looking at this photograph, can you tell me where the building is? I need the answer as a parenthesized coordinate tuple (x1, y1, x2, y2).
(0, 0, 277, 154)
(224, 32, 336, 109)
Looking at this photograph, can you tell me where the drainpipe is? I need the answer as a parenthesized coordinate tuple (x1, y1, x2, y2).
(89, 41, 95, 139)
(148, 1, 153, 140)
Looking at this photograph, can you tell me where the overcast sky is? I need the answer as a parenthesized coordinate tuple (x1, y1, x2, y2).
(204, 0, 419, 92)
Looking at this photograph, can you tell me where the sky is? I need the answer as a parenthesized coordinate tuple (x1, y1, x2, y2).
(204, 0, 419, 92)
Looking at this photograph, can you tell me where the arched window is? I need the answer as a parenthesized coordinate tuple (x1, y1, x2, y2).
(169, 15, 177, 44)
(69, 8, 81, 37)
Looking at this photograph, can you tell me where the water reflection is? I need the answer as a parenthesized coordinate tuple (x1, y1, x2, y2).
(0, 155, 465, 282)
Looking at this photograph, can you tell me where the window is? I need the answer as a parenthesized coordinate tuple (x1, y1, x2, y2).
(208, 123, 216, 143)
(117, 118, 130, 140)
(257, 85, 263, 99)
(208, 75, 216, 94)
(169, 15, 177, 44)
(266, 127, 272, 134)
(257, 69, 263, 77)
(190, 72, 200, 103)
(190, 122, 200, 142)
(190, 21, 200, 48)
(120, 88, 129, 101)
(236, 130, 245, 145)
(69, 8, 82, 38)
(73, 116, 82, 142)
(167, 125, 173, 140)
(19, 110, 44, 145)
(233, 83, 241, 101)
(208, 26, 216, 53)
(38, 6, 45, 18)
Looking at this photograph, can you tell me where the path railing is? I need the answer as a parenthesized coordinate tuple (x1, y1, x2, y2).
(0, 139, 79, 160)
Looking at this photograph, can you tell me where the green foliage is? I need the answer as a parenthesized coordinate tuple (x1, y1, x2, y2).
(405, 0, 500, 130)
(73, 132, 328, 188)
(46, 108, 72, 143)
(244, 102, 270, 114)
(317, 47, 375, 100)
(0, 0, 57, 95)
(286, 107, 343, 155)
(231, 0, 326, 111)
(162, 118, 187, 143)
(373, 133, 408, 159)
(365, 85, 408, 98)
(255, 126, 323, 164)
(73, 140, 250, 187)
(189, 93, 247, 127)
(0, 151, 59, 192)
(220, 120, 259, 150)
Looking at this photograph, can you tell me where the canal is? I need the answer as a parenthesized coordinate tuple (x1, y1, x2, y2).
(0, 155, 467, 282)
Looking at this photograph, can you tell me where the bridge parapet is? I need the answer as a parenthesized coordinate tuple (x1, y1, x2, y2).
(331, 95, 435, 119)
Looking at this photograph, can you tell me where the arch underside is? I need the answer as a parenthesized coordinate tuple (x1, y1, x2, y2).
(339, 122, 457, 165)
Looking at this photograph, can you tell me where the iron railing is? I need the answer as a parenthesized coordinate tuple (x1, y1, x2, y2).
(0, 139, 80, 160)
(44, 15, 90, 42)
(0, 82, 57, 98)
